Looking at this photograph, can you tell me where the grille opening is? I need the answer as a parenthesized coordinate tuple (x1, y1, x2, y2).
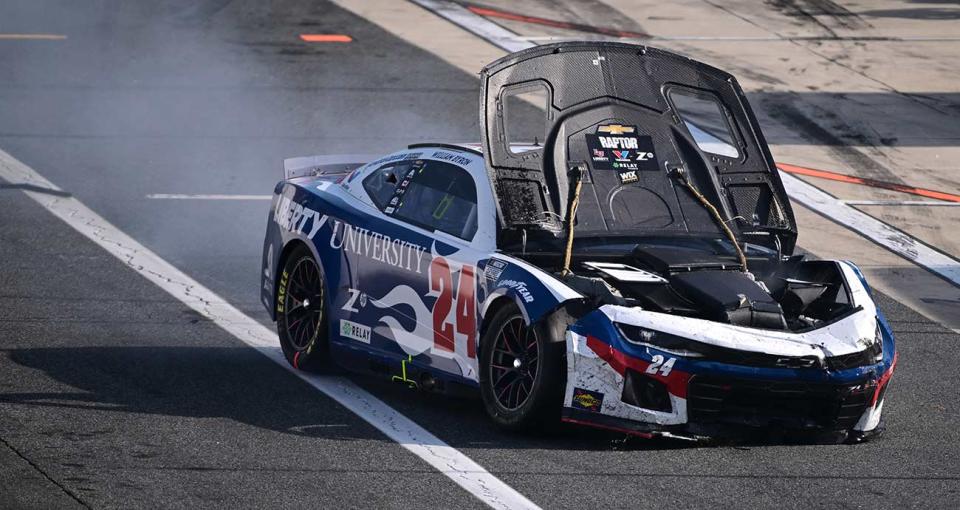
(622, 370, 672, 412)
(687, 376, 872, 430)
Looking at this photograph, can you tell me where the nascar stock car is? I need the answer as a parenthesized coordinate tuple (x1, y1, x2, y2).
(260, 42, 896, 443)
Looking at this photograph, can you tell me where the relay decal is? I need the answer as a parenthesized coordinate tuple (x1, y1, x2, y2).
(340, 319, 371, 344)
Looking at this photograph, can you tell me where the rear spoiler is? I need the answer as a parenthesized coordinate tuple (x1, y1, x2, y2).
(282, 154, 379, 180)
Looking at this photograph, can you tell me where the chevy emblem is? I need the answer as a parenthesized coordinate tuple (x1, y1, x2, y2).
(598, 124, 635, 135)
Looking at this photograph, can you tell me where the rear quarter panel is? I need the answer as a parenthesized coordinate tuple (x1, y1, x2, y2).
(261, 179, 357, 322)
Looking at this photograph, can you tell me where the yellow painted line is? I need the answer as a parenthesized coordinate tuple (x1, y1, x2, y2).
(0, 34, 67, 40)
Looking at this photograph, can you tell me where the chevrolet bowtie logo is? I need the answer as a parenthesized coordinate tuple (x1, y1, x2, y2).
(598, 124, 635, 135)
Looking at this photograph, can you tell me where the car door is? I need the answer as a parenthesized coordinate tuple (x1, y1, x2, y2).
(346, 156, 487, 383)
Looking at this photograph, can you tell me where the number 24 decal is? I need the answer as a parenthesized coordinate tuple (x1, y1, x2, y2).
(645, 354, 676, 376)
(430, 257, 476, 358)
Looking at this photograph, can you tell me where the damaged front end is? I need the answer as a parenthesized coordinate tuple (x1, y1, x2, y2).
(556, 259, 896, 443)
(515, 241, 897, 443)
(480, 42, 897, 442)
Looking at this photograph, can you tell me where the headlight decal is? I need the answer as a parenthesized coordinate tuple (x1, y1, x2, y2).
(615, 323, 710, 358)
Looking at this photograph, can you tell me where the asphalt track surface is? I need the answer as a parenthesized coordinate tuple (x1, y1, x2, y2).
(1, 1, 959, 508)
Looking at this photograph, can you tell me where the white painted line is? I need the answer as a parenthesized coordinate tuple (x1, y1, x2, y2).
(408, 0, 533, 53)
(842, 200, 960, 207)
(0, 148, 539, 510)
(0, 34, 67, 40)
(415, 0, 960, 289)
(781, 173, 960, 286)
(146, 194, 273, 200)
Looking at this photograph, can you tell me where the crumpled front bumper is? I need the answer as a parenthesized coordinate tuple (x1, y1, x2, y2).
(561, 308, 898, 442)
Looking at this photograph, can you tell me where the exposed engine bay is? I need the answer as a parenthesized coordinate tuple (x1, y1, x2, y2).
(510, 243, 855, 333)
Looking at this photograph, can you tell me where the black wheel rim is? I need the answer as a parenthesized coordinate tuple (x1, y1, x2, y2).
(284, 257, 324, 351)
(489, 316, 539, 411)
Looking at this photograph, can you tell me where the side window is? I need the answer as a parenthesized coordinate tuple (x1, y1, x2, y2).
(362, 162, 405, 209)
(390, 160, 478, 241)
(668, 88, 741, 159)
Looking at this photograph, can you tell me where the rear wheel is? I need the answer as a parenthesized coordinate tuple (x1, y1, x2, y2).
(276, 245, 329, 371)
(479, 303, 563, 430)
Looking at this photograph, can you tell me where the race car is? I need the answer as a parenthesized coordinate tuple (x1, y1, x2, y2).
(260, 42, 896, 443)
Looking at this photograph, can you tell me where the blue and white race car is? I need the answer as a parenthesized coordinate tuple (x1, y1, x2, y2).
(260, 42, 896, 442)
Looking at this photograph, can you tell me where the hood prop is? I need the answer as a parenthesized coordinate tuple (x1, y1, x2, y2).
(560, 163, 585, 277)
(558, 162, 627, 306)
(669, 165, 749, 273)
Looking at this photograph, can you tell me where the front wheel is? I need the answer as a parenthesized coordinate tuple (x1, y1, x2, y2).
(479, 303, 564, 430)
(276, 245, 329, 371)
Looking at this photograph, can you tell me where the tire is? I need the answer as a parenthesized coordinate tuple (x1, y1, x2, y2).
(479, 302, 564, 430)
(275, 244, 329, 371)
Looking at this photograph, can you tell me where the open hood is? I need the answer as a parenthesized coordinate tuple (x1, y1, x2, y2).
(480, 42, 797, 254)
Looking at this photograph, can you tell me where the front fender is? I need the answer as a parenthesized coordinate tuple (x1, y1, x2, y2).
(478, 254, 583, 327)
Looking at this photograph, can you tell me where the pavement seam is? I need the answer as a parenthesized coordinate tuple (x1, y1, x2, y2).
(0, 434, 93, 509)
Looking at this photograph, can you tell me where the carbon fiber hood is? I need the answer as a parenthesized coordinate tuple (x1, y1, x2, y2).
(479, 42, 797, 254)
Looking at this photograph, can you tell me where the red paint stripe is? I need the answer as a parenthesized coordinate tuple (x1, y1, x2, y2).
(586, 336, 690, 398)
(561, 417, 654, 438)
(777, 162, 960, 203)
(300, 34, 352, 43)
(872, 352, 898, 407)
(466, 4, 649, 39)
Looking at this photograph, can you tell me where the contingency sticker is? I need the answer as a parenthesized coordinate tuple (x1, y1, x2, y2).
(571, 387, 604, 412)
(384, 160, 424, 216)
(340, 319, 371, 344)
(483, 258, 507, 282)
(585, 124, 659, 183)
